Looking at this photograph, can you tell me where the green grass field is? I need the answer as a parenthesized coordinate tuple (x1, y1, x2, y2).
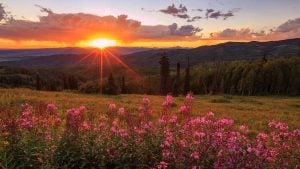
(1, 88, 299, 133)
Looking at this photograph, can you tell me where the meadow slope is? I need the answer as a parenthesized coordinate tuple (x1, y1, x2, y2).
(0, 88, 299, 132)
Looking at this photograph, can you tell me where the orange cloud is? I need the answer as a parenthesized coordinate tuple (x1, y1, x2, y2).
(0, 5, 202, 47)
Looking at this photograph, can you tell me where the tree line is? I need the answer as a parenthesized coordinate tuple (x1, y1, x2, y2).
(0, 55, 299, 96)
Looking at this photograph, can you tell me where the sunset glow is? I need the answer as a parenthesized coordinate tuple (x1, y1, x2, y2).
(0, 0, 299, 48)
(87, 38, 117, 49)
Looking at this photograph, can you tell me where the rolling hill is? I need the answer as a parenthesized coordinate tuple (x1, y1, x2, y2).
(0, 38, 299, 70)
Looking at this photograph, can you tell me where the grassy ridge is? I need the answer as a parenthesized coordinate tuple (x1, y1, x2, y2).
(0, 88, 299, 132)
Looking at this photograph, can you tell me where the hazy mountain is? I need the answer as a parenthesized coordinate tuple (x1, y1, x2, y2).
(0, 38, 299, 69)
(0, 47, 151, 62)
(122, 38, 300, 68)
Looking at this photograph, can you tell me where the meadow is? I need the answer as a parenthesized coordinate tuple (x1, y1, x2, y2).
(0, 88, 299, 168)
(0, 88, 299, 132)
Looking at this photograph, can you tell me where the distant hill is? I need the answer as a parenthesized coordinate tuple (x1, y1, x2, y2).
(122, 38, 300, 69)
(0, 47, 151, 62)
(0, 38, 299, 70)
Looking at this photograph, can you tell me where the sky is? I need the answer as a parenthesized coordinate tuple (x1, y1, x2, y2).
(0, 0, 299, 48)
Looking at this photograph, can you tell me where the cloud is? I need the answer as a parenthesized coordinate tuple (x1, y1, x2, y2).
(192, 9, 203, 12)
(207, 10, 237, 20)
(187, 16, 202, 22)
(0, 5, 202, 44)
(35, 4, 54, 15)
(210, 18, 300, 41)
(160, 4, 187, 15)
(135, 23, 202, 41)
(159, 4, 191, 20)
(205, 9, 214, 18)
(0, 3, 8, 22)
(210, 28, 267, 40)
(169, 23, 202, 36)
(146, 4, 239, 22)
(275, 18, 300, 33)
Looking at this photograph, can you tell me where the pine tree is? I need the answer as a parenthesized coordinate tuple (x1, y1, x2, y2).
(36, 74, 41, 90)
(121, 76, 126, 94)
(173, 62, 181, 96)
(184, 56, 190, 95)
(63, 75, 69, 90)
(159, 52, 170, 95)
(106, 73, 118, 95)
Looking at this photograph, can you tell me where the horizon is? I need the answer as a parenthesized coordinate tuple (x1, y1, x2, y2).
(1, 37, 299, 50)
(0, 0, 299, 48)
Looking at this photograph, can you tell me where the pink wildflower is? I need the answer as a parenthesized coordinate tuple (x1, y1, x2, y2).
(108, 103, 116, 112)
(118, 107, 125, 115)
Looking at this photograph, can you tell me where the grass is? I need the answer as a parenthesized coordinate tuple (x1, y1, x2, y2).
(0, 88, 299, 132)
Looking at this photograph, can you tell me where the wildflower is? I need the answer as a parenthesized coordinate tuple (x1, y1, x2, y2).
(142, 96, 150, 105)
(118, 107, 125, 115)
(194, 131, 206, 139)
(108, 103, 116, 112)
(79, 105, 86, 112)
(186, 92, 194, 101)
(207, 111, 214, 117)
(191, 151, 200, 159)
(168, 115, 177, 123)
(47, 103, 57, 111)
(156, 161, 168, 169)
(239, 125, 249, 133)
(81, 121, 90, 130)
(44, 131, 51, 140)
(162, 95, 173, 108)
(179, 105, 188, 114)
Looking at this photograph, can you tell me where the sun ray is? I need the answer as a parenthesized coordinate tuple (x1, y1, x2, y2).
(104, 49, 140, 78)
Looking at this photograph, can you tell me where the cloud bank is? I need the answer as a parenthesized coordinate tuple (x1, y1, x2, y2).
(210, 18, 300, 41)
(0, 3, 299, 47)
(0, 4, 202, 44)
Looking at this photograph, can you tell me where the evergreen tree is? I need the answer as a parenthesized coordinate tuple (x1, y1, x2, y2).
(159, 52, 170, 95)
(173, 62, 181, 96)
(121, 76, 126, 94)
(36, 74, 41, 90)
(106, 73, 118, 95)
(63, 75, 69, 90)
(69, 75, 78, 90)
(184, 56, 190, 95)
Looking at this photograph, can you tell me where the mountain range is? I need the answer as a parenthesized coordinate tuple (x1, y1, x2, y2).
(0, 38, 299, 70)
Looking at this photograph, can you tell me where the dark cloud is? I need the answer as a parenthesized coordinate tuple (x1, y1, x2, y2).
(275, 18, 300, 33)
(169, 23, 202, 36)
(159, 4, 190, 20)
(205, 9, 214, 18)
(0, 3, 8, 22)
(207, 10, 236, 20)
(34, 4, 54, 15)
(136, 23, 202, 40)
(160, 4, 188, 15)
(176, 14, 190, 19)
(146, 4, 239, 22)
(192, 9, 203, 12)
(187, 16, 202, 22)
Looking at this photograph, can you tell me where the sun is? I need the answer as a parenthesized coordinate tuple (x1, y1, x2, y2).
(87, 38, 117, 49)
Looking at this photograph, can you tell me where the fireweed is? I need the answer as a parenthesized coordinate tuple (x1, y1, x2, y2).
(0, 94, 299, 169)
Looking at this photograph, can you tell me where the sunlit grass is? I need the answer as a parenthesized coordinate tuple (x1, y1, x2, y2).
(0, 88, 299, 132)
